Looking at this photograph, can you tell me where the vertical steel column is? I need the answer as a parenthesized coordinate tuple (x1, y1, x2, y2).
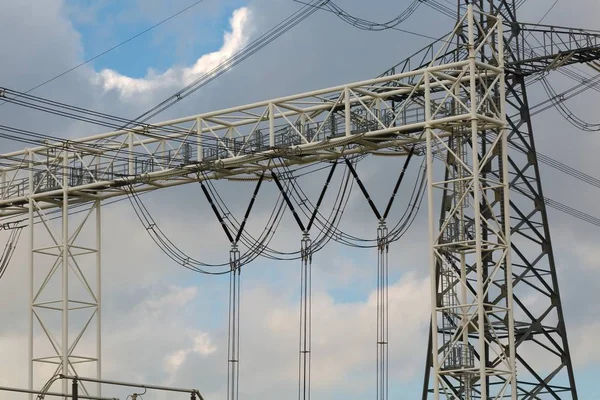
(424, 69, 440, 400)
(29, 149, 101, 396)
(28, 150, 34, 400)
(424, 6, 516, 398)
(376, 222, 388, 400)
(299, 233, 312, 400)
(62, 149, 70, 396)
(500, 2, 578, 397)
(96, 200, 102, 397)
(196, 117, 203, 163)
(227, 245, 241, 400)
(424, 1, 578, 397)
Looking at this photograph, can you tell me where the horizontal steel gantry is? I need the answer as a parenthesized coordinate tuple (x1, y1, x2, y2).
(0, 49, 502, 217)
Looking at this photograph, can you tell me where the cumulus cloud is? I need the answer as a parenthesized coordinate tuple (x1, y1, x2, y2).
(1, 0, 600, 399)
(93, 7, 251, 97)
(164, 332, 217, 385)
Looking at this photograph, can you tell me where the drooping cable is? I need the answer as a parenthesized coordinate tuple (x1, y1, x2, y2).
(295, 0, 450, 41)
(318, 0, 421, 31)
(540, 76, 600, 132)
(529, 74, 600, 117)
(0, 223, 24, 281)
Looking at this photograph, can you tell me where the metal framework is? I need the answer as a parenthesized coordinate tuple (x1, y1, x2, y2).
(418, 1, 600, 398)
(0, 0, 599, 398)
(422, 8, 516, 398)
(29, 177, 101, 396)
(1, 18, 490, 395)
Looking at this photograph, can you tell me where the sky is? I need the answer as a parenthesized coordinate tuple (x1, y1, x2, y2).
(0, 0, 600, 399)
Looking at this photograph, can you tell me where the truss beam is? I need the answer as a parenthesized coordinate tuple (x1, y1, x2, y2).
(1, 50, 500, 218)
(506, 23, 600, 75)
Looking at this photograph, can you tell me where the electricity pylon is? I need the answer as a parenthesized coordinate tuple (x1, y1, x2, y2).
(420, 0, 600, 398)
(0, 1, 599, 398)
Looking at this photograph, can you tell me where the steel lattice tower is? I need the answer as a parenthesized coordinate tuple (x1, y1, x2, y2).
(1, 0, 600, 398)
(422, 0, 580, 398)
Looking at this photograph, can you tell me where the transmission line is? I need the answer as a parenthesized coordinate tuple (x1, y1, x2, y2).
(0, 0, 207, 107)
(129, 0, 330, 126)
(292, 0, 422, 31)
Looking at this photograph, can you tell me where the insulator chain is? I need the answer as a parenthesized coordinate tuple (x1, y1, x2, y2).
(299, 233, 312, 400)
(376, 222, 389, 400)
(228, 246, 241, 400)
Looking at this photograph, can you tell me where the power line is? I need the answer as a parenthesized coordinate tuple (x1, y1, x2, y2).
(293, 0, 422, 31)
(0, 0, 207, 104)
(128, 0, 330, 126)
(294, 0, 450, 41)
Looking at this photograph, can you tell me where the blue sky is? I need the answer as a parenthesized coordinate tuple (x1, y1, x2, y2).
(0, 0, 598, 398)
(65, 0, 247, 77)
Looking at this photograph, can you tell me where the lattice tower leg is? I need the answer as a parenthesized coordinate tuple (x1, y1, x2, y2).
(423, 1, 579, 397)
(424, 6, 516, 399)
(29, 150, 101, 397)
(501, 70, 578, 399)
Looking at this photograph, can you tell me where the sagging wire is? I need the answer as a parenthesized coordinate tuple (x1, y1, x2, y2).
(422, 0, 460, 20)
(0, 221, 25, 281)
(306, 0, 422, 31)
(124, 182, 230, 274)
(201, 158, 354, 260)
(540, 76, 600, 132)
(121, 159, 342, 272)
(1, 0, 329, 141)
(295, 0, 450, 41)
(283, 153, 427, 248)
(35, 374, 61, 400)
(529, 74, 600, 117)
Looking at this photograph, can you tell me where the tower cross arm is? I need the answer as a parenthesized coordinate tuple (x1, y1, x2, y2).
(507, 22, 600, 74)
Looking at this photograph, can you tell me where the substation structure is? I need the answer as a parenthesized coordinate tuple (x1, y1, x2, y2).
(1, 1, 600, 399)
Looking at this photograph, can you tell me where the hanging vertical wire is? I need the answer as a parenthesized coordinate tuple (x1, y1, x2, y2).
(299, 233, 312, 400)
(376, 222, 389, 400)
(227, 245, 241, 400)
(385, 227, 389, 400)
(237, 262, 242, 400)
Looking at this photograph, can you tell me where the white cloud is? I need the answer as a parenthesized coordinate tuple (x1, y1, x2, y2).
(93, 7, 252, 98)
(164, 332, 217, 385)
(1, 0, 600, 398)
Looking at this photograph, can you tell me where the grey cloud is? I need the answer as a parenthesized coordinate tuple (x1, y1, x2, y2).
(1, 0, 600, 398)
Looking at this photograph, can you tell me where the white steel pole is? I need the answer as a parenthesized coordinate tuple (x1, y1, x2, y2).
(197, 117, 203, 162)
(424, 69, 440, 399)
(466, 6, 488, 398)
(269, 103, 275, 147)
(345, 87, 351, 136)
(128, 133, 134, 176)
(96, 200, 102, 397)
(1, 171, 5, 199)
(28, 150, 34, 399)
(62, 150, 70, 396)
(497, 15, 518, 399)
